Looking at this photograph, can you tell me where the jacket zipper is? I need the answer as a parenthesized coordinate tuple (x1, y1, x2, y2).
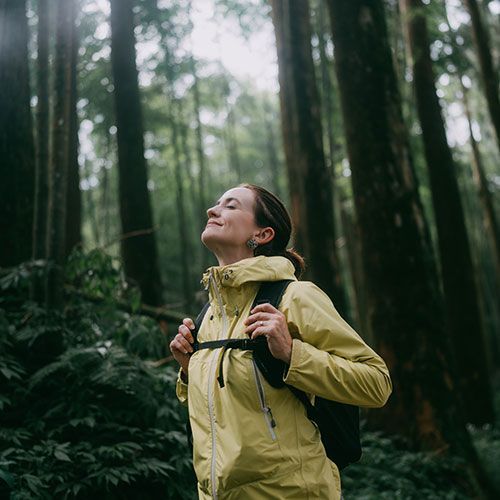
(251, 358, 277, 440)
(207, 270, 228, 500)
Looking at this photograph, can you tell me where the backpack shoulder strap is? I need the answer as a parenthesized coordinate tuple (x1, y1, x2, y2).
(192, 301, 210, 350)
(251, 279, 294, 310)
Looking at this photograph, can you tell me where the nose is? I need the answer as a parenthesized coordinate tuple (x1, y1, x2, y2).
(206, 204, 219, 219)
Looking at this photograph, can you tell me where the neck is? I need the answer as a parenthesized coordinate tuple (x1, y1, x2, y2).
(212, 247, 255, 267)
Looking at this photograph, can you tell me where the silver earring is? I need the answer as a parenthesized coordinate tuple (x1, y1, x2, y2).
(246, 239, 258, 250)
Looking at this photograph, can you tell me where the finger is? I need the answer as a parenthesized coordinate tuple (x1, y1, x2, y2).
(250, 327, 273, 340)
(250, 303, 278, 315)
(243, 312, 274, 325)
(170, 340, 189, 357)
(178, 324, 194, 343)
(183, 317, 195, 330)
(174, 333, 194, 354)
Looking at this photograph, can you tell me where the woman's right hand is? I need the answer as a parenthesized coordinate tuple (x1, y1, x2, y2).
(169, 318, 196, 377)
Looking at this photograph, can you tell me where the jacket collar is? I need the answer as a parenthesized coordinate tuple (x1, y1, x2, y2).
(201, 255, 296, 290)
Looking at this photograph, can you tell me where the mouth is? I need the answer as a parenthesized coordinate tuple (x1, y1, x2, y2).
(206, 221, 222, 227)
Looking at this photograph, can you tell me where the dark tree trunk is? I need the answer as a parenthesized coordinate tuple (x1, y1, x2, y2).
(340, 205, 371, 343)
(327, 1, 492, 495)
(65, 17, 81, 257)
(110, 0, 163, 306)
(462, 83, 500, 287)
(0, 0, 35, 267)
(31, 0, 51, 301)
(45, 0, 75, 307)
(33, 0, 50, 269)
(402, 0, 494, 425)
(270, 0, 347, 316)
(464, 0, 500, 151)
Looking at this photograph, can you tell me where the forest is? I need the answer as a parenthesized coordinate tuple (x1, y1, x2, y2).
(0, 0, 499, 498)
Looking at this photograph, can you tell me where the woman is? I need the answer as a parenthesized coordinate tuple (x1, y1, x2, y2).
(170, 183, 392, 499)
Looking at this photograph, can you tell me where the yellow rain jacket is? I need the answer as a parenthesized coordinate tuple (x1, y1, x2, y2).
(176, 255, 392, 499)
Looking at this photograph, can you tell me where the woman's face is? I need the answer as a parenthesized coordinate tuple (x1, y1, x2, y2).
(201, 187, 269, 255)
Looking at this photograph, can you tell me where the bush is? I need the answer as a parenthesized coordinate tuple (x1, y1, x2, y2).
(0, 252, 196, 499)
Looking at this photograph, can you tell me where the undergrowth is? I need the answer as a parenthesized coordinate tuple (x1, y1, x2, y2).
(0, 250, 499, 499)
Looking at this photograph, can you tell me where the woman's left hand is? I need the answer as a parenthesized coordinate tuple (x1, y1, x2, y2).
(244, 303, 292, 364)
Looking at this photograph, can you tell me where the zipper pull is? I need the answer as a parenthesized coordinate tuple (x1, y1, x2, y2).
(266, 406, 276, 428)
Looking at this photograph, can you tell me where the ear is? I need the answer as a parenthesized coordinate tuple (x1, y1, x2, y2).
(255, 227, 275, 246)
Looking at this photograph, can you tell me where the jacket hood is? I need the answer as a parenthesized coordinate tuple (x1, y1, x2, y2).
(201, 255, 297, 290)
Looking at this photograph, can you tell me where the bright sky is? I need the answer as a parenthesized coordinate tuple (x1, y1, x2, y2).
(80, 0, 500, 166)
(188, 0, 278, 92)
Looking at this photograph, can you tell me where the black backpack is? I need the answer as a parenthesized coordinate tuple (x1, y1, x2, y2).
(187, 279, 362, 470)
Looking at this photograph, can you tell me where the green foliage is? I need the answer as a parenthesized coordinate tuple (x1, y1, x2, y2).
(342, 430, 472, 500)
(0, 254, 196, 499)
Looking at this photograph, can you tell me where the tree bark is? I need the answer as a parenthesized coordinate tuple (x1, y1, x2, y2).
(327, 2, 492, 495)
(270, 0, 347, 316)
(190, 55, 212, 271)
(109, 0, 163, 306)
(462, 82, 500, 288)
(65, 15, 82, 257)
(33, 0, 50, 269)
(464, 0, 500, 151)
(0, 0, 35, 267)
(402, 0, 494, 425)
(45, 0, 75, 307)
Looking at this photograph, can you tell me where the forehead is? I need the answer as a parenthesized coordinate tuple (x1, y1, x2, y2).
(217, 187, 255, 208)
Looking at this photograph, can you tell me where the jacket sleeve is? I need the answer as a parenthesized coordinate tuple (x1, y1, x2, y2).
(281, 281, 392, 408)
(175, 368, 189, 407)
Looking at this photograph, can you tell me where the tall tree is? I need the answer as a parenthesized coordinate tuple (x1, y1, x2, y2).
(262, 97, 282, 199)
(109, 0, 163, 306)
(31, 0, 51, 302)
(326, 0, 492, 494)
(0, 0, 35, 267)
(190, 55, 212, 271)
(463, 0, 500, 151)
(65, 8, 82, 257)
(270, 0, 347, 316)
(401, 0, 494, 425)
(461, 79, 500, 294)
(33, 0, 50, 271)
(45, 0, 76, 307)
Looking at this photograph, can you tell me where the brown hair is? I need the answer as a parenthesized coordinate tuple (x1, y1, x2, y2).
(239, 183, 305, 278)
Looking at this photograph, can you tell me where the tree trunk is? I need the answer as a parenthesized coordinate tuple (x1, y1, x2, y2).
(262, 98, 282, 199)
(462, 80, 500, 288)
(110, 0, 163, 306)
(31, 0, 51, 301)
(327, 1, 492, 495)
(170, 104, 193, 309)
(190, 56, 212, 271)
(225, 107, 242, 183)
(464, 0, 500, 152)
(33, 0, 50, 268)
(0, 0, 35, 267)
(402, 0, 494, 425)
(45, 0, 75, 307)
(270, 0, 347, 316)
(65, 17, 81, 257)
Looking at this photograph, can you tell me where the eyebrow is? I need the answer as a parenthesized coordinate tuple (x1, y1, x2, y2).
(215, 197, 242, 206)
